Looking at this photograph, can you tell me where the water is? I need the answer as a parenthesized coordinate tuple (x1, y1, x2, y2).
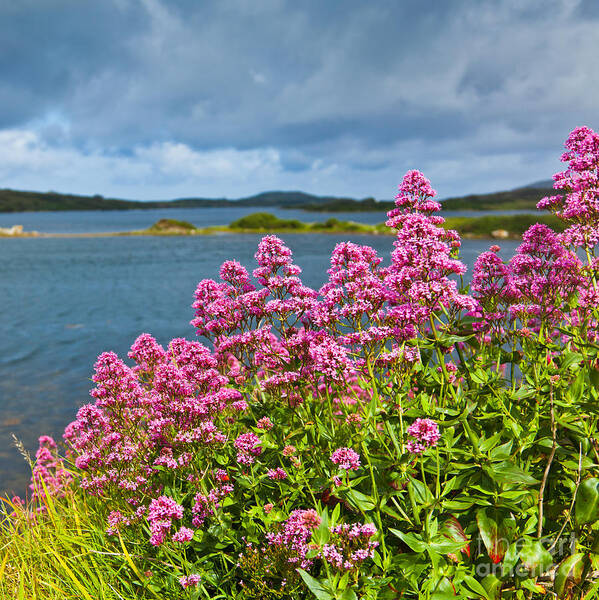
(0, 208, 522, 494)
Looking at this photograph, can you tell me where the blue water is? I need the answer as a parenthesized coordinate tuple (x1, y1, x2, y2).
(0, 208, 522, 494)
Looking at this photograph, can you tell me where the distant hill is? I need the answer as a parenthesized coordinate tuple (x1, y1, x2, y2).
(284, 197, 394, 212)
(440, 184, 555, 211)
(0, 181, 559, 213)
(0, 188, 356, 213)
(521, 179, 554, 189)
(291, 183, 558, 213)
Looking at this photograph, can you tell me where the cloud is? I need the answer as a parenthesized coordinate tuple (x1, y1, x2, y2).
(0, 128, 287, 196)
(0, 0, 596, 198)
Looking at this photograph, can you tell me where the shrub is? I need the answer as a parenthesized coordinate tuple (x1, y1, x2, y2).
(3, 126, 599, 599)
(229, 212, 306, 230)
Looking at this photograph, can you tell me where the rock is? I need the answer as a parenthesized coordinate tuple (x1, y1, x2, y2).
(0, 225, 24, 235)
(491, 229, 510, 239)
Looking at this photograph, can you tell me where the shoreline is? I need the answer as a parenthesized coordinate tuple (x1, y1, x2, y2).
(0, 227, 522, 240)
(1, 211, 563, 240)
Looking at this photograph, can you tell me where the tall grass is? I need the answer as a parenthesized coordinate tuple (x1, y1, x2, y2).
(1, 480, 156, 600)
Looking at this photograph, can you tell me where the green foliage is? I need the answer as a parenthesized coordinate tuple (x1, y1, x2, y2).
(230, 212, 307, 230)
(228, 212, 376, 234)
(6, 325, 599, 598)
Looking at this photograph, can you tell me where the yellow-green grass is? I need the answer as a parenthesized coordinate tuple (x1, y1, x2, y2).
(0, 478, 189, 600)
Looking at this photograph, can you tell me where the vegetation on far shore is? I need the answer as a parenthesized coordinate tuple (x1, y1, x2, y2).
(1, 212, 566, 240)
(0, 188, 358, 213)
(143, 212, 566, 239)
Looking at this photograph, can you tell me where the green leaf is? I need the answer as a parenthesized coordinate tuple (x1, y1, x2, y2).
(471, 369, 489, 384)
(476, 509, 508, 564)
(443, 499, 476, 511)
(440, 516, 470, 558)
(297, 569, 334, 600)
(520, 579, 547, 594)
(568, 370, 585, 402)
(489, 441, 513, 461)
(313, 509, 331, 546)
(512, 385, 535, 400)
(554, 553, 585, 598)
(501, 542, 519, 577)
(380, 502, 403, 521)
(479, 432, 502, 453)
(409, 477, 434, 504)
(441, 476, 459, 497)
(462, 575, 491, 599)
(483, 461, 538, 486)
(339, 589, 358, 600)
(519, 539, 553, 577)
(331, 502, 340, 525)
(438, 333, 473, 345)
(481, 575, 502, 600)
(344, 489, 375, 511)
(389, 529, 427, 553)
(371, 550, 383, 569)
(575, 478, 599, 526)
(559, 351, 583, 373)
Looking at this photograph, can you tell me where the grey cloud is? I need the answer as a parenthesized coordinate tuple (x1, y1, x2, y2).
(0, 0, 596, 198)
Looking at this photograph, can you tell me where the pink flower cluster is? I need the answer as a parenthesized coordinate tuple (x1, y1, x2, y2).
(470, 222, 584, 335)
(179, 574, 201, 589)
(265, 509, 322, 569)
(406, 418, 440, 455)
(538, 125, 599, 249)
(320, 522, 378, 571)
(256, 416, 274, 430)
(146, 495, 184, 546)
(187, 172, 475, 408)
(330, 447, 361, 470)
(234, 432, 262, 465)
(30, 436, 72, 502)
(267, 467, 288, 480)
(192, 482, 234, 527)
(385, 170, 475, 328)
(62, 334, 238, 503)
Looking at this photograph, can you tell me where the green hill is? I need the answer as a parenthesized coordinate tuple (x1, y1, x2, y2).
(0, 182, 558, 213)
(0, 188, 360, 213)
(440, 184, 555, 211)
(293, 185, 556, 213)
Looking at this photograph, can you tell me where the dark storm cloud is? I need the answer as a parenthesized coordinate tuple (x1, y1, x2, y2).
(0, 0, 596, 199)
(0, 1, 147, 126)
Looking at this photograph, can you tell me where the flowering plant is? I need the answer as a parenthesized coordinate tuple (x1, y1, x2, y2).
(5, 126, 599, 600)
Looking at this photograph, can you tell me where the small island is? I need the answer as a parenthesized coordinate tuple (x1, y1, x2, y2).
(141, 212, 566, 239)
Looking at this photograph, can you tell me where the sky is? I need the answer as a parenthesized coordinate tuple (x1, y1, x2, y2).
(0, 0, 597, 201)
